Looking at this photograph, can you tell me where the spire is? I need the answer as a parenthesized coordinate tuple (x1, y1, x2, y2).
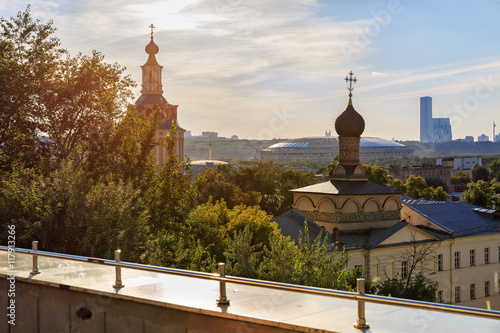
(140, 24, 163, 96)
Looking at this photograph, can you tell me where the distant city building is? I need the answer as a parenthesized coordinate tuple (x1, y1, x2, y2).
(420, 97, 452, 142)
(454, 157, 482, 171)
(185, 130, 192, 138)
(496, 133, 500, 143)
(325, 130, 332, 137)
(465, 136, 474, 142)
(202, 131, 218, 139)
(420, 96, 433, 142)
(387, 164, 452, 190)
(432, 118, 452, 142)
(230, 135, 239, 140)
(478, 134, 489, 142)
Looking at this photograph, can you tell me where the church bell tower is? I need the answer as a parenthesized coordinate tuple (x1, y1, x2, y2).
(134, 24, 185, 167)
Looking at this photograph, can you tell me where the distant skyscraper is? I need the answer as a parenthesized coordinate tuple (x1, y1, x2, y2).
(433, 118, 452, 142)
(478, 134, 489, 142)
(420, 97, 433, 142)
(420, 97, 452, 142)
(465, 136, 474, 142)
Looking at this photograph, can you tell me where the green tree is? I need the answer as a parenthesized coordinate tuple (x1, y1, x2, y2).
(196, 161, 317, 216)
(425, 178, 448, 192)
(195, 165, 260, 209)
(405, 175, 447, 201)
(488, 159, 500, 181)
(143, 136, 196, 234)
(259, 223, 358, 291)
(363, 163, 405, 190)
(224, 226, 262, 279)
(376, 231, 439, 302)
(461, 180, 500, 209)
(183, 200, 278, 263)
(321, 154, 339, 181)
(450, 170, 470, 185)
(0, 162, 149, 261)
(0, 7, 135, 172)
(363, 163, 390, 185)
(376, 273, 438, 302)
(470, 164, 490, 182)
(83, 106, 160, 186)
(491, 179, 500, 194)
(0, 6, 63, 171)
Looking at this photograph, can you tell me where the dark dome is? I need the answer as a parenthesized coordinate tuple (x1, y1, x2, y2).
(334, 104, 365, 137)
(145, 39, 159, 55)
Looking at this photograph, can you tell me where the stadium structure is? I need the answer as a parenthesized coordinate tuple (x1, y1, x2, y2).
(260, 136, 413, 163)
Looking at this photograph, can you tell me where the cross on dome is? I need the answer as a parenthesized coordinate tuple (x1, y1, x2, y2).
(345, 71, 357, 97)
(149, 24, 155, 38)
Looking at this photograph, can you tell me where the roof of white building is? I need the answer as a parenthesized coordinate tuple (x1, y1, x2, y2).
(402, 196, 500, 237)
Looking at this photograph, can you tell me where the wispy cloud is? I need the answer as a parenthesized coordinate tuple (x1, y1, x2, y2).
(4, 0, 500, 140)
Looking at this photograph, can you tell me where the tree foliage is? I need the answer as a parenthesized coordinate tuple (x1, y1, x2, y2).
(376, 273, 438, 302)
(404, 175, 447, 201)
(375, 231, 439, 302)
(470, 164, 490, 183)
(0, 6, 135, 172)
(450, 170, 470, 185)
(461, 180, 500, 209)
(196, 161, 317, 216)
(363, 163, 405, 190)
(0, 162, 149, 261)
(488, 158, 500, 181)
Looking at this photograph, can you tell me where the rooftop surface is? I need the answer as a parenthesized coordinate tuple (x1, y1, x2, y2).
(1, 248, 499, 332)
(402, 196, 500, 237)
(263, 137, 409, 151)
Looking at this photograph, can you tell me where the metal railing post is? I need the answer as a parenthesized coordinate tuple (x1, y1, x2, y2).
(30, 241, 40, 275)
(217, 262, 230, 305)
(113, 250, 124, 289)
(353, 278, 370, 330)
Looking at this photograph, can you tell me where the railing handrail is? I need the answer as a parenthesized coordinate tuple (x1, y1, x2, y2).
(1, 246, 499, 320)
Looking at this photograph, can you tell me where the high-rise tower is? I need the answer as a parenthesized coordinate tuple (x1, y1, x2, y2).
(420, 96, 433, 142)
(134, 25, 185, 167)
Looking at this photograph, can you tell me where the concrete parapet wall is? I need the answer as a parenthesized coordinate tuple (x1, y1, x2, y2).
(0, 278, 300, 333)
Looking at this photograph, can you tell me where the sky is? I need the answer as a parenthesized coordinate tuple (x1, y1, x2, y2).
(3, 0, 500, 141)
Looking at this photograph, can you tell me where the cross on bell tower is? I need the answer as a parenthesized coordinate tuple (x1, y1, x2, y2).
(149, 24, 155, 38)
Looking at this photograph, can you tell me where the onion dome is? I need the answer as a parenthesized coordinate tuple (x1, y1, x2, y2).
(335, 71, 365, 137)
(334, 100, 365, 137)
(145, 38, 159, 55)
